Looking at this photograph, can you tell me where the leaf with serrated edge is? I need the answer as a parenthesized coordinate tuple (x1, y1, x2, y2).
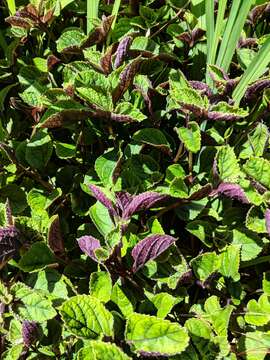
(60, 295, 114, 338)
(125, 313, 189, 356)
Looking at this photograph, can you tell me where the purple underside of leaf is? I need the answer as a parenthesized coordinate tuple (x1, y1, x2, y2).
(189, 81, 212, 97)
(77, 235, 101, 261)
(131, 234, 177, 272)
(211, 183, 250, 204)
(114, 36, 133, 68)
(123, 192, 168, 219)
(265, 209, 270, 236)
(245, 79, 270, 100)
(22, 320, 39, 347)
(115, 191, 134, 212)
(207, 111, 243, 121)
(88, 184, 117, 217)
(137, 350, 165, 357)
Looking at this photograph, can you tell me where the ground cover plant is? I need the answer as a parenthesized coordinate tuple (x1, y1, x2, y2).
(1, 0, 270, 358)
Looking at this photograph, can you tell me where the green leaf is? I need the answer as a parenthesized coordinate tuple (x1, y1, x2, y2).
(94, 148, 120, 188)
(240, 331, 270, 360)
(114, 102, 147, 122)
(0, 83, 17, 112)
(146, 292, 181, 318)
(185, 318, 212, 340)
(76, 87, 113, 111)
(132, 128, 171, 153)
(1, 344, 24, 360)
(263, 272, 270, 296)
(89, 271, 112, 303)
(240, 123, 269, 159)
(232, 229, 263, 261)
(111, 283, 134, 317)
(209, 101, 248, 119)
(204, 296, 233, 337)
(60, 295, 114, 339)
(245, 294, 270, 326)
(56, 28, 86, 52)
(18, 242, 55, 272)
(89, 202, 115, 237)
(170, 86, 209, 111)
(217, 145, 240, 182)
(243, 157, 270, 189)
(176, 122, 201, 153)
(125, 313, 189, 356)
(11, 283, 57, 322)
(0, 281, 12, 304)
(77, 341, 131, 360)
(55, 142, 76, 159)
(26, 269, 69, 300)
(0, 184, 27, 215)
(25, 129, 53, 170)
(190, 252, 220, 281)
(246, 206, 267, 233)
(169, 178, 189, 198)
(186, 220, 214, 247)
(219, 245, 240, 281)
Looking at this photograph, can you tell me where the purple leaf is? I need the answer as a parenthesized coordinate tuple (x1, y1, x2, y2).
(5, 199, 13, 226)
(0, 226, 20, 269)
(211, 183, 250, 204)
(132, 234, 177, 272)
(189, 81, 212, 97)
(265, 209, 270, 236)
(48, 215, 65, 257)
(115, 191, 134, 212)
(114, 36, 133, 69)
(88, 184, 117, 217)
(123, 192, 168, 219)
(113, 58, 142, 102)
(77, 235, 101, 261)
(22, 320, 39, 348)
(245, 79, 270, 101)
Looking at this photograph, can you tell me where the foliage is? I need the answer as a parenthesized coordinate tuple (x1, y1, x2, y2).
(1, 0, 270, 359)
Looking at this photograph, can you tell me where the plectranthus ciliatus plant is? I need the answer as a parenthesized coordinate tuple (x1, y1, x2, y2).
(1, 0, 270, 359)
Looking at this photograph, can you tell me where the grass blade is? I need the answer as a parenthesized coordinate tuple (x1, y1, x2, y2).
(6, 0, 16, 15)
(111, 0, 121, 31)
(220, 0, 253, 72)
(205, 0, 215, 67)
(209, 0, 227, 65)
(233, 37, 270, 105)
(107, 0, 122, 45)
(87, 0, 100, 34)
(216, 0, 241, 69)
(216, 0, 253, 72)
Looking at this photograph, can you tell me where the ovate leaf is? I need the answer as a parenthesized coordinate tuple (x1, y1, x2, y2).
(133, 128, 171, 153)
(77, 341, 131, 360)
(89, 271, 112, 303)
(125, 313, 189, 356)
(176, 122, 201, 153)
(219, 245, 241, 281)
(217, 145, 240, 182)
(60, 295, 114, 339)
(25, 130, 53, 171)
(18, 242, 55, 272)
(132, 234, 177, 272)
(243, 157, 270, 189)
(245, 294, 270, 326)
(246, 206, 267, 233)
(191, 252, 220, 281)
